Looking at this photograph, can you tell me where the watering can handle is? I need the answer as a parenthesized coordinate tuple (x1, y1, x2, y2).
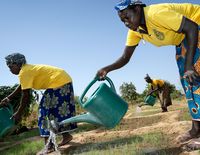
(79, 76, 116, 106)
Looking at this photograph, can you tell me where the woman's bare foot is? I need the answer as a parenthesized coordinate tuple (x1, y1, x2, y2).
(175, 131, 195, 145)
(183, 137, 200, 151)
(58, 133, 73, 147)
(37, 143, 55, 155)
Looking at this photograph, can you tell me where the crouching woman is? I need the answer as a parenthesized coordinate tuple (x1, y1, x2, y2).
(0, 53, 77, 153)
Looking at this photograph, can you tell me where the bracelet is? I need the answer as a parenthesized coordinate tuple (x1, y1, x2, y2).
(6, 97, 10, 102)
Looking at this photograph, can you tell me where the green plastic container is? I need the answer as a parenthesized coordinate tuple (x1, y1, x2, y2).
(0, 104, 15, 138)
(144, 95, 156, 106)
(60, 76, 128, 128)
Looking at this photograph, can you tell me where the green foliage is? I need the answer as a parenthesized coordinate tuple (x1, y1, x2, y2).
(1, 140, 43, 155)
(0, 84, 21, 111)
(164, 81, 183, 99)
(136, 84, 150, 103)
(74, 95, 87, 115)
(0, 85, 37, 127)
(119, 82, 138, 104)
(0, 128, 42, 155)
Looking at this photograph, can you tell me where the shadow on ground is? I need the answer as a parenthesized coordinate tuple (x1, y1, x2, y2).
(143, 147, 182, 155)
(65, 135, 143, 154)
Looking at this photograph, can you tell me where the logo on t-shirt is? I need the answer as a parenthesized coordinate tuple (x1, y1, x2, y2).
(153, 29, 165, 40)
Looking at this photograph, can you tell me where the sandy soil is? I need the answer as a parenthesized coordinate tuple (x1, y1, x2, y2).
(47, 101, 199, 155)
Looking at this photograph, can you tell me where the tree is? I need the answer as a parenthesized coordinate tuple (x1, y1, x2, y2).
(136, 84, 150, 103)
(119, 82, 138, 104)
(0, 84, 37, 133)
(74, 95, 87, 114)
(0, 84, 21, 112)
(164, 81, 183, 99)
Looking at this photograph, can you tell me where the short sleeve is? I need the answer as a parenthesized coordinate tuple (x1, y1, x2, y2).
(152, 9, 184, 32)
(126, 30, 142, 46)
(18, 72, 33, 90)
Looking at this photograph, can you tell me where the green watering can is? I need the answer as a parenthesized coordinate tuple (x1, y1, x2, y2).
(0, 104, 15, 138)
(144, 95, 156, 106)
(51, 76, 128, 131)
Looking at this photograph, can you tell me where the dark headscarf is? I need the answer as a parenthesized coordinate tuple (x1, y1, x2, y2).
(144, 74, 151, 81)
(5, 53, 26, 66)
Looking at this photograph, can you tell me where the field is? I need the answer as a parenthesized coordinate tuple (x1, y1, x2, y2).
(1, 100, 200, 155)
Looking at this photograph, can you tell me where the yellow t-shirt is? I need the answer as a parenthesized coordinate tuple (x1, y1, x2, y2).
(151, 79, 165, 89)
(126, 3, 200, 47)
(18, 64, 72, 90)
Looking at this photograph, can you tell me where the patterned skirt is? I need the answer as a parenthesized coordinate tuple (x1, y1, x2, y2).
(38, 83, 77, 137)
(157, 83, 172, 108)
(176, 26, 200, 120)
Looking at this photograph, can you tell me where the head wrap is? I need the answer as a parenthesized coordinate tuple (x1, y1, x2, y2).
(115, 0, 146, 11)
(5, 53, 26, 66)
(144, 74, 151, 81)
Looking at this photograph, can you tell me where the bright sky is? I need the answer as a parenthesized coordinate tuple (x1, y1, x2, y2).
(0, 0, 199, 96)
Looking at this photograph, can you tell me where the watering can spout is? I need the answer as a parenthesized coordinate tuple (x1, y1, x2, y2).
(59, 113, 103, 126)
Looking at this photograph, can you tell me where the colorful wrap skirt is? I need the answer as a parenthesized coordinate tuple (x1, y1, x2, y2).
(38, 83, 77, 137)
(176, 26, 200, 120)
(157, 83, 172, 109)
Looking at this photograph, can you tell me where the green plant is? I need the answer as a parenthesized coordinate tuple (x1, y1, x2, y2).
(1, 140, 43, 155)
(119, 82, 138, 104)
(0, 84, 21, 111)
(74, 95, 87, 115)
(0, 85, 38, 133)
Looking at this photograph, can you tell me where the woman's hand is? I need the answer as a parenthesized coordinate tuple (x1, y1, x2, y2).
(0, 97, 10, 107)
(184, 69, 200, 85)
(96, 68, 108, 80)
(182, 18, 199, 85)
(11, 112, 21, 123)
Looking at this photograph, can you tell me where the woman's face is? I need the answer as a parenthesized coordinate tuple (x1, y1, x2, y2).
(7, 63, 21, 75)
(118, 6, 141, 31)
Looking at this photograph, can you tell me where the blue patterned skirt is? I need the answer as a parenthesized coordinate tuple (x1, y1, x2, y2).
(176, 26, 200, 120)
(38, 83, 77, 137)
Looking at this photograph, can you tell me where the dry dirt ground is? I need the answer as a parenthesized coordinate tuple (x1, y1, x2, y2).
(45, 101, 200, 155)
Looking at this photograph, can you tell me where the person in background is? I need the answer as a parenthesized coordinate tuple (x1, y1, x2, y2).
(96, 0, 200, 150)
(0, 53, 77, 153)
(139, 74, 172, 112)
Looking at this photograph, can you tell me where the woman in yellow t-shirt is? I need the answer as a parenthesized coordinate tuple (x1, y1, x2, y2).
(143, 74, 172, 112)
(96, 0, 200, 150)
(0, 53, 77, 153)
